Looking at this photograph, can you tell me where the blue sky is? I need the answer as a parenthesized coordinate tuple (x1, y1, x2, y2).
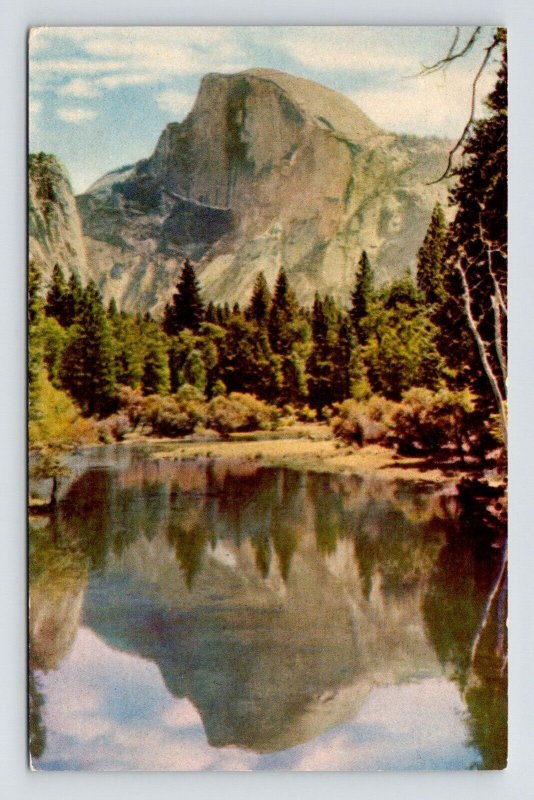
(29, 26, 498, 194)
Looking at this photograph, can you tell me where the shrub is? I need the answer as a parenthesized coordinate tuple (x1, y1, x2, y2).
(116, 385, 146, 428)
(29, 369, 98, 450)
(392, 388, 477, 456)
(331, 398, 391, 447)
(98, 413, 132, 443)
(142, 387, 207, 438)
(296, 404, 317, 423)
(207, 393, 279, 435)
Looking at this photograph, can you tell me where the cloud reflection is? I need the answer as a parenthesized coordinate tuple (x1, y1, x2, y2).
(35, 627, 478, 771)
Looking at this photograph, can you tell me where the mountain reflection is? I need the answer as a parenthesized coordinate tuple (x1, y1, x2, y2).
(29, 449, 506, 767)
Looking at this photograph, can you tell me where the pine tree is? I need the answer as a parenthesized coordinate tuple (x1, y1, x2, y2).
(268, 268, 297, 354)
(445, 29, 507, 430)
(141, 325, 170, 395)
(45, 264, 68, 326)
(246, 272, 271, 327)
(112, 315, 145, 388)
(350, 251, 374, 345)
(307, 294, 344, 412)
(28, 262, 44, 413)
(220, 318, 281, 401)
(332, 315, 362, 401)
(417, 203, 447, 307)
(205, 301, 217, 324)
(60, 280, 117, 415)
(163, 259, 205, 335)
(108, 297, 119, 319)
(63, 271, 83, 327)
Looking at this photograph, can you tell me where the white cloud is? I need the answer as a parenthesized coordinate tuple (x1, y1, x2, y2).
(28, 97, 41, 136)
(57, 106, 99, 124)
(28, 28, 51, 55)
(156, 90, 195, 117)
(97, 73, 154, 89)
(59, 78, 101, 98)
(350, 67, 497, 139)
(280, 28, 413, 73)
(30, 27, 247, 83)
(31, 59, 129, 76)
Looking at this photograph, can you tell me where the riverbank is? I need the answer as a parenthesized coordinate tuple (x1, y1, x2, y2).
(151, 426, 477, 486)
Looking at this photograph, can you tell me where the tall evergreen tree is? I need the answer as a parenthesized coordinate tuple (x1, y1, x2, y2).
(268, 268, 297, 354)
(112, 315, 144, 388)
(332, 315, 362, 402)
(246, 272, 271, 327)
(45, 264, 68, 326)
(63, 271, 83, 327)
(163, 259, 205, 335)
(141, 325, 170, 395)
(417, 203, 447, 307)
(60, 280, 116, 415)
(445, 28, 507, 431)
(350, 251, 374, 345)
(28, 262, 44, 413)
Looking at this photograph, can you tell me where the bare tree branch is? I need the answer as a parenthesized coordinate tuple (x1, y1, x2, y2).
(456, 259, 507, 448)
(418, 26, 481, 76)
(428, 38, 498, 183)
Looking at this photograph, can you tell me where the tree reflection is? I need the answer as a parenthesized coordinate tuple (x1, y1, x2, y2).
(28, 670, 46, 761)
(423, 502, 507, 769)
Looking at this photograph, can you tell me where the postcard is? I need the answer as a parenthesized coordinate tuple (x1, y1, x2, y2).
(28, 26, 507, 771)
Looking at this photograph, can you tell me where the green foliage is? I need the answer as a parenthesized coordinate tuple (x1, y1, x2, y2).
(207, 393, 279, 435)
(40, 315, 67, 388)
(268, 268, 298, 354)
(141, 324, 170, 396)
(307, 294, 361, 413)
(392, 387, 477, 455)
(364, 277, 444, 400)
(331, 397, 394, 446)
(220, 317, 281, 401)
(246, 272, 271, 327)
(112, 314, 144, 388)
(417, 203, 447, 307)
(440, 31, 507, 406)
(45, 264, 67, 324)
(350, 250, 374, 344)
(143, 385, 207, 437)
(29, 369, 97, 450)
(60, 281, 117, 416)
(163, 259, 205, 335)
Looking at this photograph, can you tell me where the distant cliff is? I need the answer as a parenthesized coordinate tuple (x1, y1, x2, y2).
(29, 153, 89, 285)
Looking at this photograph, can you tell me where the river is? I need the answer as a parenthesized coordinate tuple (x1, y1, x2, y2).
(28, 444, 507, 770)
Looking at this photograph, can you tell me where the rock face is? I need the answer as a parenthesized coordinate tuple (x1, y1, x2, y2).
(29, 70, 451, 312)
(77, 69, 451, 314)
(29, 153, 90, 285)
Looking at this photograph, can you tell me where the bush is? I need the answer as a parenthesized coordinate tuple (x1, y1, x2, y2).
(207, 393, 279, 436)
(98, 413, 132, 443)
(331, 398, 391, 447)
(392, 388, 476, 456)
(116, 385, 146, 428)
(29, 370, 98, 450)
(142, 387, 208, 438)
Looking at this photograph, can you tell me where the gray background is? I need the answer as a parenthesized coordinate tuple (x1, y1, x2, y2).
(2, 1, 532, 797)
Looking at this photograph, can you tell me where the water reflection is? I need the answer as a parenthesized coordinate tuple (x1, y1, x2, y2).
(29, 447, 506, 770)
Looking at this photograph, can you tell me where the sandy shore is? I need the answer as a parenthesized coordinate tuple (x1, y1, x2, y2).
(153, 431, 466, 486)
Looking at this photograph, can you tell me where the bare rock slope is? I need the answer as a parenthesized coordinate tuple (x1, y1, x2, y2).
(38, 69, 452, 312)
(29, 153, 89, 284)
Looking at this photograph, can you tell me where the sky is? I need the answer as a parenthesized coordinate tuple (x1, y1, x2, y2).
(28, 26, 498, 194)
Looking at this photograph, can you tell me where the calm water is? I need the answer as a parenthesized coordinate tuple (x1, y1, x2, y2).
(29, 444, 507, 771)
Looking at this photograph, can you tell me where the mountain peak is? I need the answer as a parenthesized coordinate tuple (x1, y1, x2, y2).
(68, 67, 450, 314)
(196, 67, 381, 144)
